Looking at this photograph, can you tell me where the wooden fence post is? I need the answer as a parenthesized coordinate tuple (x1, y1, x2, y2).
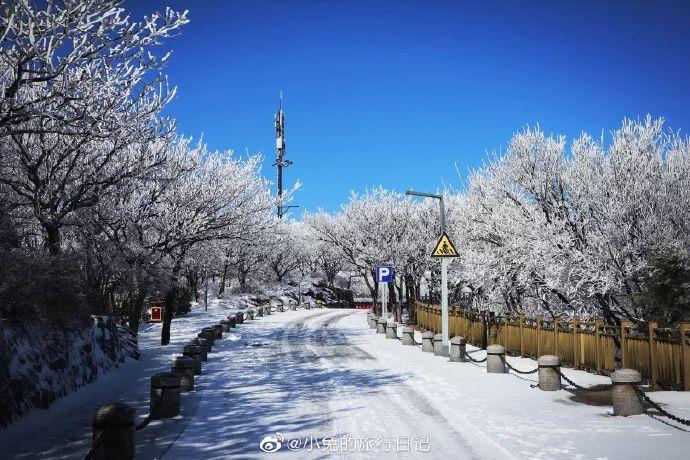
(536, 316, 543, 357)
(620, 320, 630, 369)
(519, 314, 525, 357)
(573, 316, 580, 368)
(648, 322, 658, 389)
(595, 319, 602, 374)
(554, 317, 560, 357)
(503, 315, 508, 348)
(681, 322, 690, 392)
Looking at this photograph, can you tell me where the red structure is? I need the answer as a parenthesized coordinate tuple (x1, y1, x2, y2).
(149, 301, 163, 323)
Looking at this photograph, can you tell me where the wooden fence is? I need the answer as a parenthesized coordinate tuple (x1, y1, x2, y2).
(415, 301, 690, 391)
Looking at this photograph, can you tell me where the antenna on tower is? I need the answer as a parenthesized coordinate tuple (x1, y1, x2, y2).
(274, 91, 295, 218)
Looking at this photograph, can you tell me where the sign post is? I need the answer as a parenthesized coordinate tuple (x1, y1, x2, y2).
(431, 232, 459, 356)
(376, 265, 393, 319)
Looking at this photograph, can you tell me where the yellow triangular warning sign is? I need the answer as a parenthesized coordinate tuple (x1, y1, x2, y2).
(431, 232, 458, 257)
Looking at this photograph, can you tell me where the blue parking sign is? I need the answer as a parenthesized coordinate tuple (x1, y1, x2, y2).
(376, 265, 393, 283)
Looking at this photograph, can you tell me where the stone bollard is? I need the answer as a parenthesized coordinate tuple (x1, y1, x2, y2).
(246, 309, 255, 320)
(235, 311, 244, 324)
(385, 321, 398, 339)
(537, 355, 561, 391)
(433, 334, 444, 356)
(368, 314, 379, 329)
(171, 356, 195, 392)
(220, 319, 232, 332)
(227, 315, 237, 328)
(449, 336, 467, 362)
(486, 344, 506, 373)
(401, 327, 415, 345)
(92, 402, 135, 459)
(376, 318, 387, 334)
(193, 337, 211, 358)
(190, 339, 207, 360)
(422, 331, 435, 353)
(183, 344, 203, 374)
(150, 372, 181, 419)
(610, 369, 643, 416)
(212, 324, 223, 339)
(201, 328, 216, 345)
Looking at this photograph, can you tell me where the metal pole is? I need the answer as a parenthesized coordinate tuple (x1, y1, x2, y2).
(439, 195, 448, 355)
(381, 281, 387, 319)
(405, 189, 449, 356)
(441, 257, 449, 355)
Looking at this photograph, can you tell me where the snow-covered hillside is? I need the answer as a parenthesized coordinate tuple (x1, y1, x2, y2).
(0, 316, 138, 427)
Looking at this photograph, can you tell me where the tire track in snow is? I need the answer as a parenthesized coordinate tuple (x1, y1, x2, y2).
(305, 311, 481, 459)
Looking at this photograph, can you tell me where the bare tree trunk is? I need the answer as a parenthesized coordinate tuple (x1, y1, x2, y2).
(128, 288, 146, 336)
(219, 262, 229, 296)
(44, 221, 62, 255)
(161, 263, 183, 346)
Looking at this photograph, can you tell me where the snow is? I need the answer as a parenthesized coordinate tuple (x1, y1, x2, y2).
(0, 299, 244, 458)
(165, 309, 688, 458)
(3, 307, 689, 459)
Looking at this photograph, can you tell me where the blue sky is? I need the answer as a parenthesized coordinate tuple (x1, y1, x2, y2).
(134, 0, 690, 214)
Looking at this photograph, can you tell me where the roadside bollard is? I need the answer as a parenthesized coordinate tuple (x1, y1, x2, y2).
(220, 319, 232, 332)
(537, 355, 561, 391)
(486, 344, 506, 373)
(193, 337, 210, 358)
(290, 304, 297, 311)
(198, 332, 214, 350)
(235, 311, 244, 324)
(183, 344, 203, 374)
(277, 304, 284, 312)
(433, 334, 443, 356)
(401, 327, 415, 345)
(318, 300, 324, 309)
(150, 372, 181, 419)
(305, 303, 312, 310)
(422, 331, 434, 353)
(376, 317, 387, 334)
(201, 328, 216, 345)
(368, 314, 378, 329)
(212, 324, 223, 339)
(92, 402, 135, 460)
(385, 321, 398, 339)
(227, 315, 237, 328)
(171, 356, 195, 392)
(449, 336, 467, 362)
(265, 305, 272, 315)
(246, 309, 255, 320)
(611, 369, 643, 416)
(256, 307, 263, 317)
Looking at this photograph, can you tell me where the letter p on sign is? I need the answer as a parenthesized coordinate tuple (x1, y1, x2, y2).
(376, 265, 393, 283)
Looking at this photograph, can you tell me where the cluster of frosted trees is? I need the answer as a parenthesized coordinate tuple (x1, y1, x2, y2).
(452, 117, 690, 325)
(0, 1, 280, 344)
(308, 117, 690, 326)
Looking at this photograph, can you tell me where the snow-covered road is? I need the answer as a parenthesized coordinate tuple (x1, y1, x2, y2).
(3, 306, 689, 459)
(165, 308, 688, 459)
(165, 308, 484, 458)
